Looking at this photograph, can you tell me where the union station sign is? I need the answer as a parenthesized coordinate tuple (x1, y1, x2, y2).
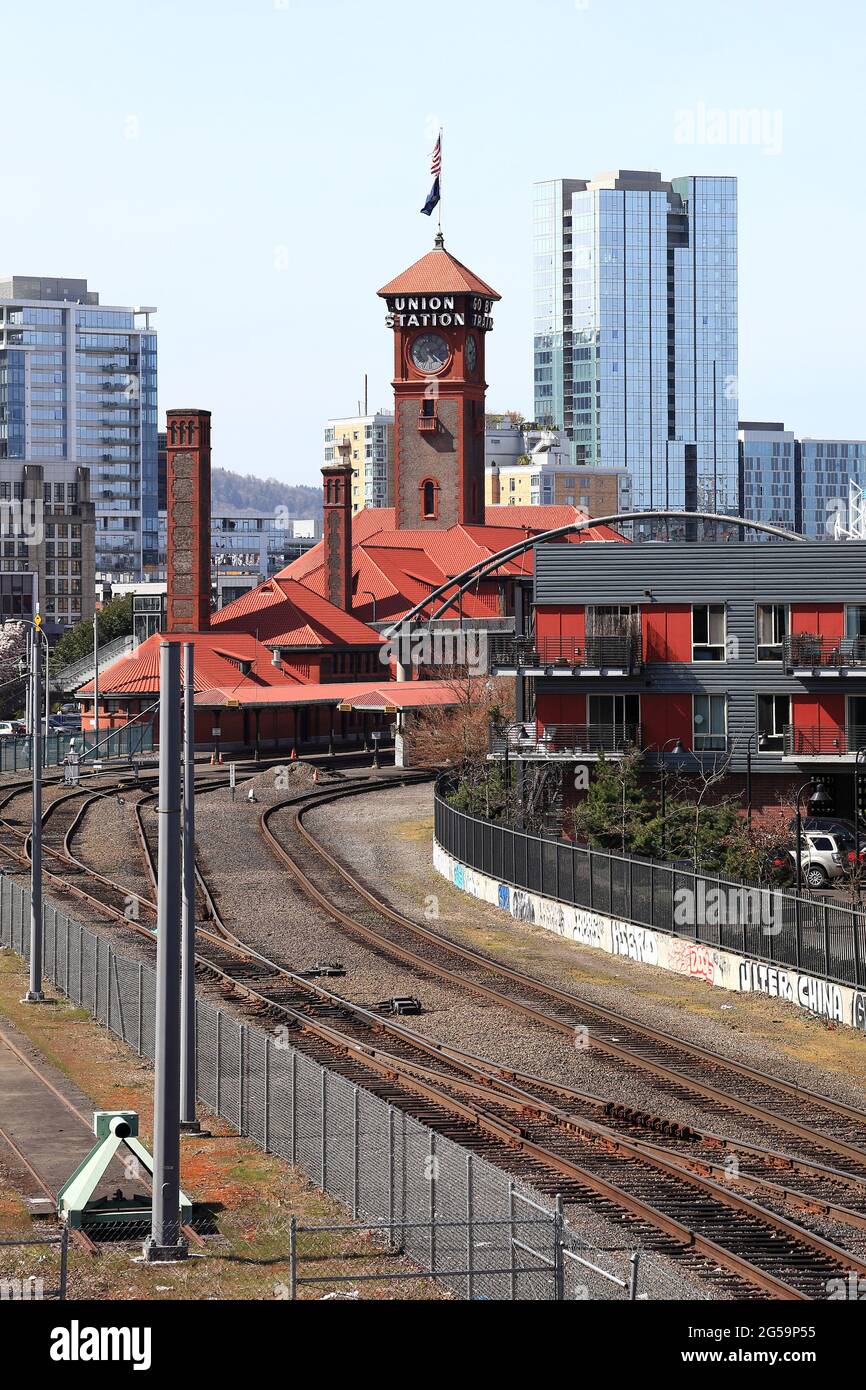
(384, 294, 494, 331)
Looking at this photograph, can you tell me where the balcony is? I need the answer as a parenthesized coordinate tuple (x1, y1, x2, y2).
(489, 721, 641, 761)
(783, 726, 866, 760)
(489, 632, 641, 675)
(784, 634, 866, 675)
(417, 415, 437, 433)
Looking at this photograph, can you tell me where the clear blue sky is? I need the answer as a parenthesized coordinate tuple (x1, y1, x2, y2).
(4, 0, 863, 484)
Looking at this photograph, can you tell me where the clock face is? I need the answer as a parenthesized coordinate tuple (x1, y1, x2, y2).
(411, 332, 450, 374)
(465, 334, 478, 375)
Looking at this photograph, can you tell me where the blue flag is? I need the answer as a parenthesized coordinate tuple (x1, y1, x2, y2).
(421, 176, 441, 217)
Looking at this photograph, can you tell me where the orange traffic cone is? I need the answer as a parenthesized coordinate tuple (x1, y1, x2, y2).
(210, 750, 216, 766)
(312, 767, 320, 784)
(290, 747, 297, 761)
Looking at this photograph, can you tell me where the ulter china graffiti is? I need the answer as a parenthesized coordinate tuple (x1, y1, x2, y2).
(738, 961, 844, 1024)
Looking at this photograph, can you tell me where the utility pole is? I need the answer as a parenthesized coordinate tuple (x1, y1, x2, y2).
(180, 643, 199, 1132)
(144, 642, 187, 1261)
(24, 618, 44, 1002)
(92, 610, 99, 753)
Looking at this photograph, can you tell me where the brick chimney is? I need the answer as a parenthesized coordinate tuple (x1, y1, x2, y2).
(166, 408, 212, 632)
(321, 437, 353, 611)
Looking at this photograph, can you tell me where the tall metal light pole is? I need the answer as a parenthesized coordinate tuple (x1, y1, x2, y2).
(180, 643, 199, 1133)
(854, 748, 866, 896)
(144, 642, 187, 1261)
(92, 610, 99, 754)
(24, 616, 45, 1002)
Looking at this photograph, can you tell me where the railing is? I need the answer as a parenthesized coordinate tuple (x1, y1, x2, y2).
(490, 633, 641, 671)
(783, 726, 866, 757)
(434, 781, 866, 992)
(490, 722, 641, 757)
(784, 635, 866, 669)
(0, 724, 153, 773)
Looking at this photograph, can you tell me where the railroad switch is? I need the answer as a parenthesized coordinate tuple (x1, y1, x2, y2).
(308, 961, 346, 977)
(377, 996, 422, 1016)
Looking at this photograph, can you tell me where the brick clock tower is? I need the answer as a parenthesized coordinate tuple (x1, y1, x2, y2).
(378, 233, 500, 530)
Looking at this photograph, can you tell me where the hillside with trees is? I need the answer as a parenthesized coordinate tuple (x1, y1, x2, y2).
(211, 468, 321, 519)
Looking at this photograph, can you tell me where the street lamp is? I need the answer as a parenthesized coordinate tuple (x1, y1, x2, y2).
(658, 737, 682, 860)
(795, 777, 833, 898)
(854, 749, 866, 889)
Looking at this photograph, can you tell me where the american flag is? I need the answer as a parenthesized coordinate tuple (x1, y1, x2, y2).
(430, 134, 441, 177)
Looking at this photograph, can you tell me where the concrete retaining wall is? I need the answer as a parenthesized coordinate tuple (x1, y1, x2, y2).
(433, 840, 866, 1035)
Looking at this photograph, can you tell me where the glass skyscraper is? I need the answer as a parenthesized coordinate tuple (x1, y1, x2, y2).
(0, 276, 157, 581)
(533, 171, 738, 528)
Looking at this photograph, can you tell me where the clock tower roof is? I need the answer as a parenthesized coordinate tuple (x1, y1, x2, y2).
(378, 235, 500, 300)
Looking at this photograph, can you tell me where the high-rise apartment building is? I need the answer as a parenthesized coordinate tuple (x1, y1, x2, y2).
(0, 276, 157, 582)
(323, 411, 393, 511)
(533, 171, 738, 526)
(738, 421, 866, 538)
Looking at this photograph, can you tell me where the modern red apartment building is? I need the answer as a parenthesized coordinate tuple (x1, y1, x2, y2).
(491, 540, 866, 822)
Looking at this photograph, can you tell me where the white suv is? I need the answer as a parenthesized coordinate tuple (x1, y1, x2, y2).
(789, 832, 848, 888)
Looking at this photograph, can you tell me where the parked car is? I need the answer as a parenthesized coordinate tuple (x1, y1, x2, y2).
(788, 831, 851, 887)
(0, 721, 17, 737)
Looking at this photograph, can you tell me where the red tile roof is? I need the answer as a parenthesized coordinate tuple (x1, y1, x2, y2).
(77, 631, 305, 700)
(378, 246, 500, 300)
(279, 506, 625, 624)
(211, 576, 383, 649)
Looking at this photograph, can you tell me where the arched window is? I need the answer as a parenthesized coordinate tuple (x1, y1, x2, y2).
(421, 477, 439, 520)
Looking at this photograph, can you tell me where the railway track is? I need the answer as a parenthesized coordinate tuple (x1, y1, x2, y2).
(260, 780, 866, 1178)
(8, 767, 866, 1296)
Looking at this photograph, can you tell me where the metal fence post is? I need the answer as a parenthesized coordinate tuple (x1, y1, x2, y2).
(215, 1011, 221, 1115)
(508, 1180, 516, 1299)
(554, 1193, 565, 1302)
(466, 1152, 474, 1301)
(628, 1249, 641, 1300)
(387, 1107, 396, 1247)
(290, 1051, 297, 1164)
(352, 1086, 359, 1219)
(429, 1133, 436, 1273)
(320, 1067, 327, 1190)
(264, 1039, 270, 1152)
(289, 1217, 297, 1300)
(237, 1021, 244, 1134)
(59, 1224, 69, 1301)
(136, 963, 143, 1054)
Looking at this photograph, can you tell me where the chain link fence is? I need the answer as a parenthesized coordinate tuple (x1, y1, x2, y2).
(0, 1229, 69, 1300)
(0, 724, 153, 774)
(435, 780, 866, 991)
(0, 873, 668, 1300)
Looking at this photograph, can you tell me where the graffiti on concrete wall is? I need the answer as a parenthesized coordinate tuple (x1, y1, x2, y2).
(612, 924, 658, 966)
(739, 961, 843, 1023)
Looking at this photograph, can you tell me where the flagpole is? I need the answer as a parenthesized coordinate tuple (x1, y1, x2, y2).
(438, 126, 443, 236)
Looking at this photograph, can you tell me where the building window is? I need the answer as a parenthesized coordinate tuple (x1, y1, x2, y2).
(693, 694, 727, 750)
(692, 604, 726, 661)
(846, 605, 866, 638)
(420, 478, 439, 520)
(757, 694, 790, 751)
(757, 604, 787, 660)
